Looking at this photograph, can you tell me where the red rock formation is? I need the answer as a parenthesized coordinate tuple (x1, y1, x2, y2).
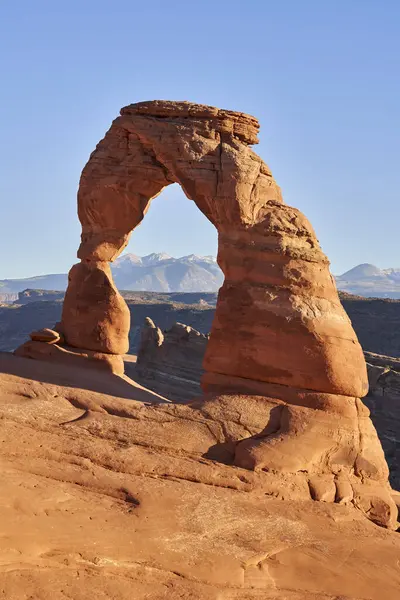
(61, 262, 130, 355)
(15, 340, 124, 375)
(1, 353, 400, 599)
(15, 100, 397, 528)
(132, 317, 208, 402)
(69, 100, 366, 396)
(29, 328, 63, 344)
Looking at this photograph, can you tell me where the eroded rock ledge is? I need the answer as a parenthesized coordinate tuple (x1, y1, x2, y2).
(0, 353, 400, 599)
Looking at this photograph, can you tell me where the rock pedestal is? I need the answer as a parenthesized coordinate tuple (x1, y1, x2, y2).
(61, 261, 130, 355)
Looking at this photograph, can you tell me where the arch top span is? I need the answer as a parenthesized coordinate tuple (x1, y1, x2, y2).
(120, 100, 261, 145)
(77, 100, 282, 264)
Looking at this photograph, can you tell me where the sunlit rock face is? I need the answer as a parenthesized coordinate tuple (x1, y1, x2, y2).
(69, 99, 367, 398)
(17, 100, 397, 528)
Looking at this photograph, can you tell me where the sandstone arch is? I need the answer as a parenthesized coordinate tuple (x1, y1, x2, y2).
(17, 100, 398, 528)
(63, 100, 367, 399)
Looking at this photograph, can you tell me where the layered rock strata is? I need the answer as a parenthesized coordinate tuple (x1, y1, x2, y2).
(15, 340, 124, 375)
(15, 100, 397, 528)
(70, 99, 367, 397)
(128, 320, 400, 494)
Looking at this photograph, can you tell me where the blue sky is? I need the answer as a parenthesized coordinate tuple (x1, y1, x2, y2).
(1, 1, 399, 278)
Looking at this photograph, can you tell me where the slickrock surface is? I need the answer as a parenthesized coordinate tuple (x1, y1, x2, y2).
(130, 320, 400, 493)
(128, 327, 400, 493)
(0, 352, 399, 600)
(133, 317, 208, 402)
(16, 340, 126, 375)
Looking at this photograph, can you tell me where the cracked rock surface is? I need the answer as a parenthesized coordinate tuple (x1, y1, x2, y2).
(1, 353, 399, 600)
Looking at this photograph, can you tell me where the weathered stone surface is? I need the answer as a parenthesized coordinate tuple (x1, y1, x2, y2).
(0, 353, 399, 599)
(233, 394, 397, 529)
(204, 259, 367, 397)
(50, 99, 394, 527)
(29, 327, 62, 344)
(132, 317, 208, 402)
(14, 99, 368, 398)
(15, 340, 125, 375)
(69, 99, 368, 398)
(132, 328, 400, 497)
(12, 100, 393, 528)
(61, 262, 130, 355)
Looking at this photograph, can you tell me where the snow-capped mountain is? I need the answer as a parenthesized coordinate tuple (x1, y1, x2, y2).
(335, 264, 400, 298)
(111, 253, 222, 292)
(0, 254, 224, 295)
(180, 254, 217, 264)
(4, 258, 400, 299)
(140, 253, 173, 266)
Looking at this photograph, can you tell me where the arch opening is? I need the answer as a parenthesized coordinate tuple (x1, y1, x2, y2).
(111, 183, 221, 400)
(122, 182, 219, 278)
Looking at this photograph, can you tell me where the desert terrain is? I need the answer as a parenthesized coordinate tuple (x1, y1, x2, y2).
(1, 353, 400, 599)
(1, 99, 399, 600)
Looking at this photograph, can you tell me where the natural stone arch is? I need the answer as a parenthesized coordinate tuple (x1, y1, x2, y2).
(15, 100, 398, 528)
(62, 100, 366, 399)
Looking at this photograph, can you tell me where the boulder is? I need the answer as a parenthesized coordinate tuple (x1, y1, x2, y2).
(29, 328, 63, 345)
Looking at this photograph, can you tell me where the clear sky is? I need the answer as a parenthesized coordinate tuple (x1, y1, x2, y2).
(0, 0, 399, 278)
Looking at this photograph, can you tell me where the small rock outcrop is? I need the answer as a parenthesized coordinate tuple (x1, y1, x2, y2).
(14, 100, 397, 528)
(132, 318, 208, 402)
(364, 352, 400, 491)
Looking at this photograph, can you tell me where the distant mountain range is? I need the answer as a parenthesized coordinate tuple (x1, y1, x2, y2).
(335, 264, 400, 299)
(0, 253, 224, 296)
(2, 258, 400, 300)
